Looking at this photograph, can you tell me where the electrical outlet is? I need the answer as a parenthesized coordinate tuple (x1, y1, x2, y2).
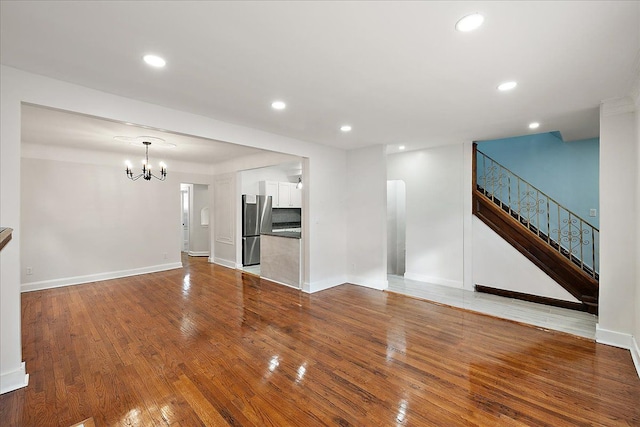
(163, 253, 168, 260)
(26, 267, 33, 275)
(589, 209, 597, 217)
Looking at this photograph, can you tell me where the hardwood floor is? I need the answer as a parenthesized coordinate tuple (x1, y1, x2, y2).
(1, 256, 639, 426)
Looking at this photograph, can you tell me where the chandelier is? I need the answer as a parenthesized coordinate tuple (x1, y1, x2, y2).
(116, 135, 171, 182)
(125, 141, 167, 181)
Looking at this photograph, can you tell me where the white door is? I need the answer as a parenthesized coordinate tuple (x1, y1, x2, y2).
(181, 188, 190, 252)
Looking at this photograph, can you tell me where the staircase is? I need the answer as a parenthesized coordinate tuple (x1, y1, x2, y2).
(472, 144, 599, 314)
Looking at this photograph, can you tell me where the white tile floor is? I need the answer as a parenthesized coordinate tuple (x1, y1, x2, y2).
(242, 264, 261, 276)
(387, 275, 597, 339)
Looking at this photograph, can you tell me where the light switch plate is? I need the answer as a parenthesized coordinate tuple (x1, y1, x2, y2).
(589, 209, 597, 217)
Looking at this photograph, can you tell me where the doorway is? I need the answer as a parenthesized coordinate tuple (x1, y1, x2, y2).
(180, 183, 211, 257)
(387, 180, 406, 276)
(181, 185, 190, 252)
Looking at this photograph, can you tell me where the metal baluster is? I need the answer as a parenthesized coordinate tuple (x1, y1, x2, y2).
(507, 174, 512, 215)
(592, 228, 596, 278)
(568, 212, 573, 259)
(491, 160, 496, 202)
(517, 178, 521, 220)
(546, 197, 550, 244)
(557, 204, 561, 254)
(579, 219, 584, 271)
(536, 189, 540, 237)
(483, 154, 487, 194)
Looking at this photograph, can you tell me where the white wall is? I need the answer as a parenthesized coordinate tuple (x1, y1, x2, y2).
(0, 67, 25, 394)
(634, 86, 640, 374)
(473, 218, 580, 302)
(0, 65, 348, 393)
(598, 97, 638, 349)
(387, 145, 465, 288)
(346, 145, 387, 289)
(19, 156, 210, 290)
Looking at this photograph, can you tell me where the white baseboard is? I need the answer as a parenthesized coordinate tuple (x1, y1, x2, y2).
(187, 251, 210, 257)
(21, 262, 183, 292)
(404, 272, 463, 289)
(304, 276, 347, 294)
(595, 324, 634, 349)
(0, 362, 29, 395)
(347, 275, 388, 291)
(211, 257, 236, 269)
(632, 336, 640, 379)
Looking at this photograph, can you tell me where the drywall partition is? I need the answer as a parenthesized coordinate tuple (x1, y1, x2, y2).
(212, 173, 236, 268)
(0, 69, 26, 394)
(387, 145, 465, 288)
(635, 88, 640, 375)
(472, 218, 580, 302)
(0, 65, 348, 393)
(477, 133, 599, 228)
(598, 97, 638, 349)
(346, 145, 387, 290)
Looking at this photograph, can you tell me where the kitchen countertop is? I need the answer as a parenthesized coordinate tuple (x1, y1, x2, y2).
(261, 231, 301, 239)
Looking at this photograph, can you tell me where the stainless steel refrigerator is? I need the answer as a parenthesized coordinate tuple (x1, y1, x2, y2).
(242, 194, 272, 266)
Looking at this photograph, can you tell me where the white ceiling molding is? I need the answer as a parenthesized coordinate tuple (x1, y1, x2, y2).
(601, 97, 636, 117)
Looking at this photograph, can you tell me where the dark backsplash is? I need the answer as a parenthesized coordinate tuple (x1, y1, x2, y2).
(271, 208, 301, 229)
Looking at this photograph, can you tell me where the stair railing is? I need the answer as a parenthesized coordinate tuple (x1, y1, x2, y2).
(474, 147, 599, 279)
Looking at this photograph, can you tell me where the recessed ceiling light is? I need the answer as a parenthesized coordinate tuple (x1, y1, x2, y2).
(498, 81, 518, 91)
(399, 145, 406, 150)
(143, 54, 166, 68)
(529, 122, 540, 129)
(271, 101, 286, 110)
(340, 125, 352, 132)
(455, 13, 484, 32)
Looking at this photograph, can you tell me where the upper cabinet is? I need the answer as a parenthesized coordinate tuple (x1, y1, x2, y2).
(260, 181, 302, 208)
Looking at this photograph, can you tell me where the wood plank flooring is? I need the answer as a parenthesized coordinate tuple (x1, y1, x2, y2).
(1, 256, 639, 426)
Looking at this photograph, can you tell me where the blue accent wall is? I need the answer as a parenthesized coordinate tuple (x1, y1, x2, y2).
(477, 132, 599, 228)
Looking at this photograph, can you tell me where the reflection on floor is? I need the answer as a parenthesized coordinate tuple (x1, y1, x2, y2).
(387, 275, 597, 339)
(242, 264, 261, 276)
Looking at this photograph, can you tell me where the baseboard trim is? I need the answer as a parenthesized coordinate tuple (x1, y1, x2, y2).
(404, 272, 463, 289)
(347, 275, 388, 291)
(187, 251, 210, 257)
(595, 324, 634, 349)
(304, 276, 347, 294)
(211, 257, 236, 269)
(631, 336, 640, 379)
(21, 263, 183, 292)
(0, 362, 29, 395)
(475, 284, 589, 312)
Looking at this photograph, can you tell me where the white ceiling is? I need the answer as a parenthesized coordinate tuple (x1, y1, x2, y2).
(2, 1, 639, 155)
(20, 104, 266, 165)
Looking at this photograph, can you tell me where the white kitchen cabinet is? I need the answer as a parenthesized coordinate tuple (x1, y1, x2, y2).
(259, 181, 302, 208)
(278, 182, 291, 207)
(259, 181, 279, 205)
(290, 185, 302, 207)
